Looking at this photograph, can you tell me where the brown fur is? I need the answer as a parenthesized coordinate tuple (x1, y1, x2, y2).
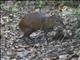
(19, 12, 64, 39)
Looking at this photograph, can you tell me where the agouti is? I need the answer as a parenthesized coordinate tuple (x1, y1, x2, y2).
(19, 12, 64, 40)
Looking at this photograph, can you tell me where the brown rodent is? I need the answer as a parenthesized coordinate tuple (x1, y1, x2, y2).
(19, 12, 64, 40)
